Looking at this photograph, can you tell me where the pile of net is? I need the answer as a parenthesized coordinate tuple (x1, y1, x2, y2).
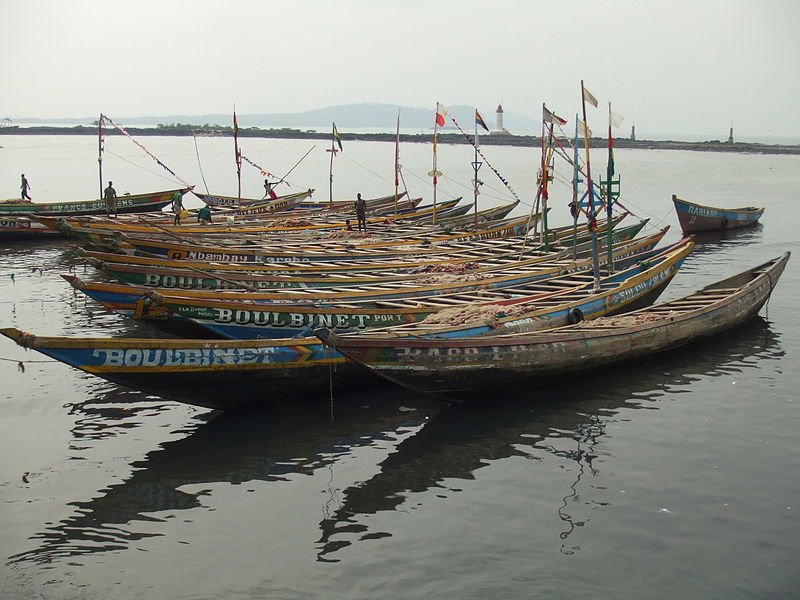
(419, 303, 532, 328)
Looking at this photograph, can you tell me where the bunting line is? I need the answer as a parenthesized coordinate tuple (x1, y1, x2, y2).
(448, 115, 521, 203)
(100, 115, 192, 188)
(241, 154, 281, 180)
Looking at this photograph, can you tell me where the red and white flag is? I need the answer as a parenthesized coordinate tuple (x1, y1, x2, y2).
(435, 102, 448, 127)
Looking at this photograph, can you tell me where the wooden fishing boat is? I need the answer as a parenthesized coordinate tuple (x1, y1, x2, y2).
(316, 253, 789, 399)
(294, 192, 410, 212)
(90, 227, 668, 291)
(0, 330, 363, 410)
(0, 188, 188, 216)
(192, 188, 314, 210)
(0, 215, 66, 240)
(0, 240, 694, 410)
(672, 194, 764, 234)
(95, 214, 537, 263)
(64, 233, 668, 326)
(115, 238, 693, 339)
(77, 215, 643, 276)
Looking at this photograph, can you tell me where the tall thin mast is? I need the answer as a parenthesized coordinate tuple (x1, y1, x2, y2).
(571, 117, 581, 259)
(431, 103, 441, 225)
(328, 122, 336, 207)
(472, 109, 482, 228)
(233, 108, 242, 202)
(98, 114, 104, 201)
(394, 110, 401, 212)
(580, 80, 600, 291)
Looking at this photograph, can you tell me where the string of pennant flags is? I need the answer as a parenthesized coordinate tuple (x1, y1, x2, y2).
(447, 113, 522, 204)
(240, 154, 281, 180)
(100, 114, 193, 188)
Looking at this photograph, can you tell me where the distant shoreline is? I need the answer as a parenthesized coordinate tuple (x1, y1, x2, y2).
(2, 125, 800, 155)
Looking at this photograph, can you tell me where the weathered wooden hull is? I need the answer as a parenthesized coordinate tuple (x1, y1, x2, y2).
(112, 215, 535, 263)
(317, 252, 789, 399)
(78, 215, 641, 275)
(93, 228, 668, 291)
(142, 239, 693, 339)
(0, 240, 696, 411)
(0, 330, 373, 410)
(0, 216, 67, 240)
(192, 188, 313, 210)
(672, 194, 764, 233)
(0, 188, 188, 216)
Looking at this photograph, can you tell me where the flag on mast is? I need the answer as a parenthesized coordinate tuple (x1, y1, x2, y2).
(475, 110, 489, 132)
(332, 122, 343, 151)
(609, 110, 624, 129)
(435, 103, 448, 127)
(582, 86, 599, 108)
(543, 106, 567, 126)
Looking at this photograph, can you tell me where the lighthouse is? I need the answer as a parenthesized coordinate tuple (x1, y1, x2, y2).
(491, 103, 510, 135)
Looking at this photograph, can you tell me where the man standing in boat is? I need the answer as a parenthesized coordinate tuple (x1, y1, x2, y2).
(263, 178, 278, 200)
(355, 193, 367, 232)
(171, 190, 184, 225)
(20, 174, 31, 200)
(104, 181, 117, 218)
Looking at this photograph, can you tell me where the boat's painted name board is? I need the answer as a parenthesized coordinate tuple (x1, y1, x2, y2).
(174, 305, 407, 330)
(608, 265, 673, 307)
(141, 274, 304, 290)
(92, 346, 280, 367)
(168, 249, 312, 263)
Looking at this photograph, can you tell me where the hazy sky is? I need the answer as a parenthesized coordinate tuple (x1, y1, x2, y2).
(3, 0, 798, 137)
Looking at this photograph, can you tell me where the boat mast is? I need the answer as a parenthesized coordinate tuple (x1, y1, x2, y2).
(472, 108, 483, 228)
(571, 117, 581, 260)
(394, 111, 401, 212)
(539, 104, 553, 250)
(580, 80, 601, 291)
(98, 114, 104, 201)
(233, 108, 242, 203)
(430, 102, 445, 225)
(604, 102, 621, 272)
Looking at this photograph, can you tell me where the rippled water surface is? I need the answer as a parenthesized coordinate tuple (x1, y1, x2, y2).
(0, 136, 798, 599)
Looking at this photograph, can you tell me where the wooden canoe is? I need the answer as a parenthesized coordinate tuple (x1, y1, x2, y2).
(316, 253, 790, 399)
(90, 227, 668, 291)
(0, 240, 694, 410)
(126, 238, 693, 339)
(0, 188, 189, 216)
(77, 215, 642, 275)
(192, 188, 314, 210)
(0, 328, 364, 410)
(0, 215, 67, 240)
(672, 194, 764, 233)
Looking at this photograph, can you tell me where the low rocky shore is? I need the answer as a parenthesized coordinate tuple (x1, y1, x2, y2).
(2, 125, 799, 155)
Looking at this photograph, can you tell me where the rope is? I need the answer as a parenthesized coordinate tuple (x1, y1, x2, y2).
(192, 132, 211, 194)
(101, 114, 193, 187)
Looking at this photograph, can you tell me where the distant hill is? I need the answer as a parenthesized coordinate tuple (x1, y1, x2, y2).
(18, 103, 538, 132)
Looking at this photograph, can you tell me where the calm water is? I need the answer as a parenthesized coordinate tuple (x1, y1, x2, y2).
(0, 136, 798, 599)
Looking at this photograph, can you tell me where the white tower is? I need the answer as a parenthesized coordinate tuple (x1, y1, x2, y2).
(492, 103, 510, 135)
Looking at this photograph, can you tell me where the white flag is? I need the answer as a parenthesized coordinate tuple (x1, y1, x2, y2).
(610, 111, 624, 128)
(577, 118, 592, 138)
(583, 86, 599, 108)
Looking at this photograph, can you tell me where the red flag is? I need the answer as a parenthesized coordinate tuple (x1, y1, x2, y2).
(435, 103, 448, 127)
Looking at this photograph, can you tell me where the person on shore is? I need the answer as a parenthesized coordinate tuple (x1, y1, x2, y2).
(20, 174, 31, 201)
(171, 191, 184, 225)
(197, 204, 212, 224)
(354, 193, 367, 232)
(344, 219, 353, 231)
(263, 178, 278, 200)
(103, 181, 117, 217)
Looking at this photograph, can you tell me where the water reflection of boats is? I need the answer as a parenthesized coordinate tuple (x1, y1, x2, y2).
(7, 319, 783, 567)
(314, 316, 784, 559)
(7, 387, 444, 567)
